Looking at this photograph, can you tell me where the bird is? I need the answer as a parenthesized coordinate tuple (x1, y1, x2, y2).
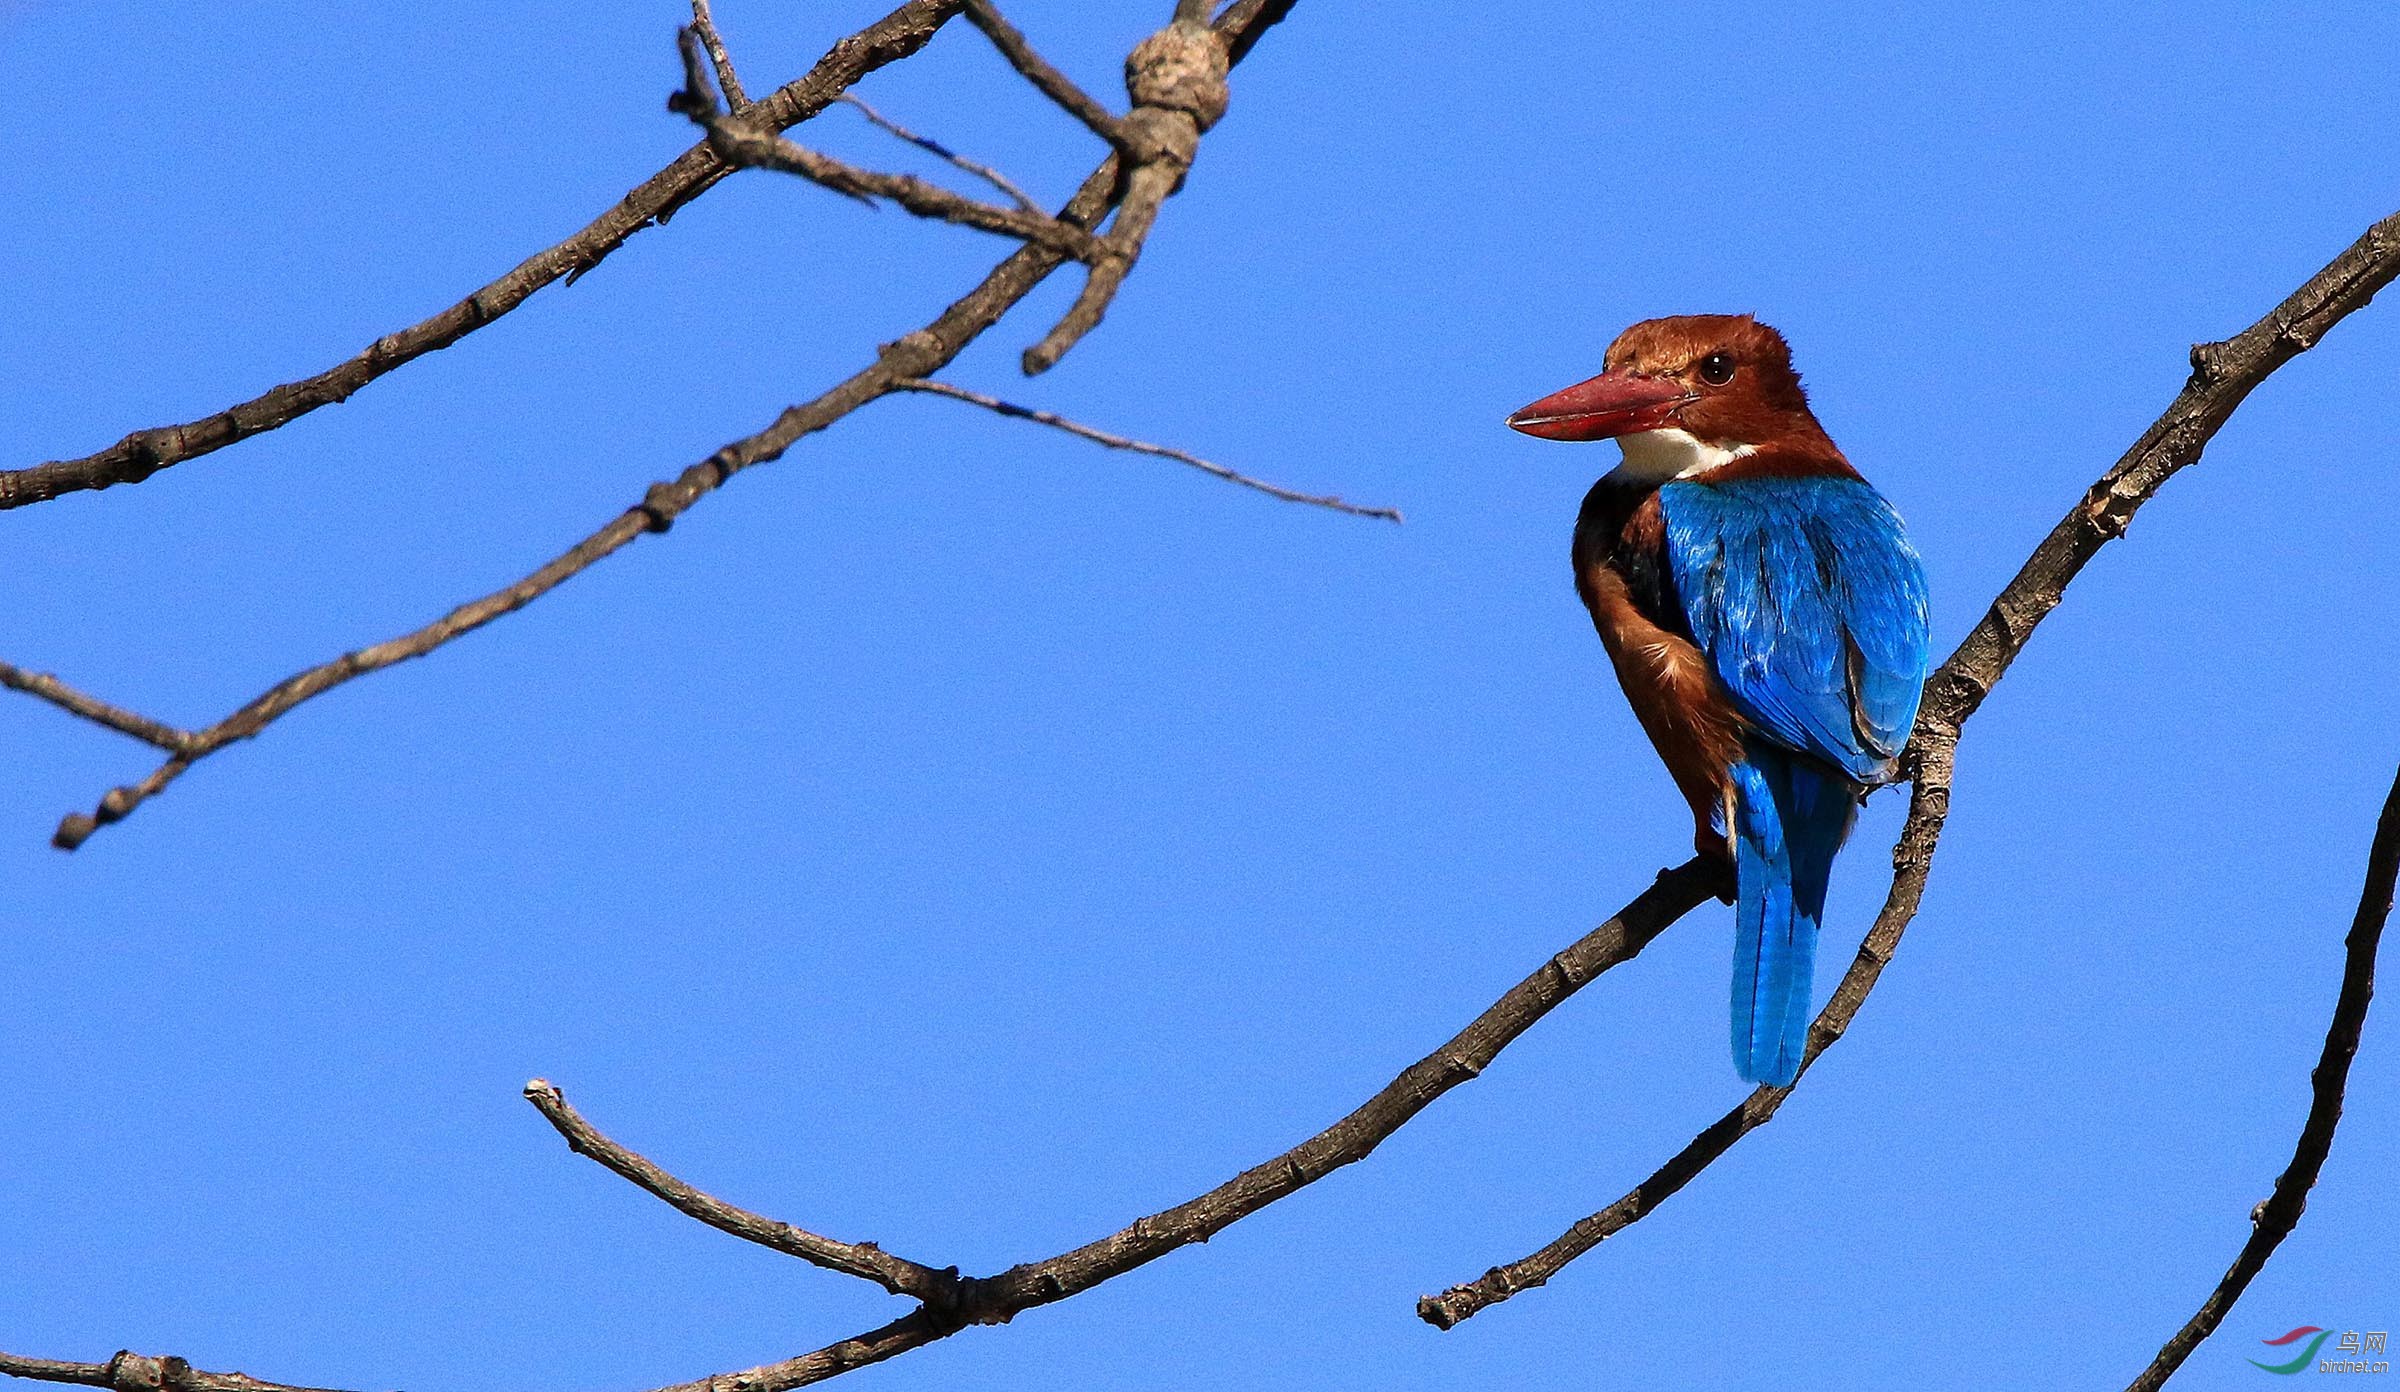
(1507, 314, 1930, 1087)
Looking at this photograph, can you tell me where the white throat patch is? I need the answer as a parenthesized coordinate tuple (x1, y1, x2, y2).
(1606, 428, 1756, 483)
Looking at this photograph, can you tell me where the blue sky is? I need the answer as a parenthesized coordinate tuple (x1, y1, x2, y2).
(5, 2, 2397, 1389)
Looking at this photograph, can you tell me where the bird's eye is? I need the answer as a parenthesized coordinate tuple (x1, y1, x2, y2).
(1697, 352, 1736, 386)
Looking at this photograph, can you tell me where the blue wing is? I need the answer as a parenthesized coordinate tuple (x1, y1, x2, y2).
(1658, 475, 1930, 782)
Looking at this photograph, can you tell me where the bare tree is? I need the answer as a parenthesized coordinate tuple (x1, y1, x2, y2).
(2, 3, 2393, 1389)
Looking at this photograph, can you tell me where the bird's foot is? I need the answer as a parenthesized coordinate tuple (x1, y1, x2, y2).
(1693, 828, 1737, 903)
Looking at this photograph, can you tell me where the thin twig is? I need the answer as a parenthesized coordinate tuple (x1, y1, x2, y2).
(670, 27, 1103, 258)
(525, 1080, 961, 1304)
(20, 4, 1266, 845)
(838, 93, 1041, 213)
(2124, 766, 2398, 1391)
(32, 5, 1312, 858)
(35, 225, 1060, 856)
(690, 0, 750, 109)
(894, 378, 1402, 520)
(0, 662, 193, 752)
(961, 0, 1129, 151)
(1419, 205, 2400, 1327)
(0, 0, 965, 512)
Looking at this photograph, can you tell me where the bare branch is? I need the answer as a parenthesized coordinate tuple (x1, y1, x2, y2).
(1927, 207, 2400, 733)
(957, 859, 1722, 1316)
(36, 193, 1090, 852)
(1418, 205, 2400, 1327)
(524, 1080, 961, 1304)
(2, 852, 1706, 1390)
(1419, 745, 1956, 1327)
(894, 378, 1402, 520)
(558, 860, 1716, 1359)
(1216, 0, 1300, 66)
(643, 1313, 949, 1392)
(1021, 19, 1229, 374)
(1018, 188, 1153, 374)
(838, 93, 1042, 214)
(0, 662, 192, 753)
(690, 0, 750, 109)
(0, 1352, 346, 1392)
(2124, 765, 2398, 1391)
(669, 27, 1103, 258)
(12, 0, 2362, 1381)
(559, 859, 1713, 1318)
(16, 0, 1314, 849)
(961, 0, 1129, 150)
(49, 453, 750, 849)
(2, 850, 1705, 1392)
(29, 1, 1309, 858)
(0, 0, 965, 512)
(3, 1311, 955, 1392)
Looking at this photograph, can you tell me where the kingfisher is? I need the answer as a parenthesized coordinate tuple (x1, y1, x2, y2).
(1508, 315, 1930, 1087)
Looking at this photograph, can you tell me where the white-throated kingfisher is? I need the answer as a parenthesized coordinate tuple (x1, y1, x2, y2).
(1509, 315, 1930, 1087)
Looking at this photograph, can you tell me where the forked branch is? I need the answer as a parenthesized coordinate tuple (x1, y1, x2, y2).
(0, 0, 965, 512)
(1420, 204, 2400, 1328)
(0, 662, 193, 754)
(528, 860, 1713, 1344)
(667, 26, 1103, 258)
(1418, 741, 1957, 1327)
(1020, 16, 1230, 374)
(7, 4, 2387, 1385)
(2, 858, 1719, 1392)
(689, 0, 751, 110)
(22, 0, 1365, 852)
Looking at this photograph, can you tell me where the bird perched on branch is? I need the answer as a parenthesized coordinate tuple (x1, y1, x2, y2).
(1509, 315, 1930, 1087)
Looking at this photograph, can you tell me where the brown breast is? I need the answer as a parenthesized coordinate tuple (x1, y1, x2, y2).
(1575, 506, 1748, 847)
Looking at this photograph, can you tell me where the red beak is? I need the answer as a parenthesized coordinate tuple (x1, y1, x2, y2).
(1506, 372, 1695, 442)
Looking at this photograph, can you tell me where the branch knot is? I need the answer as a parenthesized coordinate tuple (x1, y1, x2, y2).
(1125, 23, 1230, 130)
(1117, 107, 1199, 172)
(639, 482, 682, 532)
(877, 329, 943, 370)
(100, 1355, 195, 1392)
(102, 1355, 158, 1392)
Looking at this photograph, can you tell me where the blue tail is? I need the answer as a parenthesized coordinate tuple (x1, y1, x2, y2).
(1729, 747, 1855, 1086)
